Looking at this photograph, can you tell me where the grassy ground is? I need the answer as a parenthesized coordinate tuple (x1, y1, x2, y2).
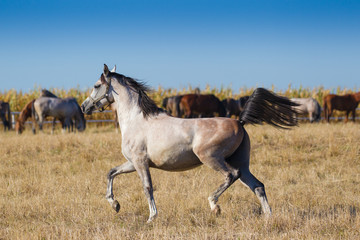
(0, 123, 359, 239)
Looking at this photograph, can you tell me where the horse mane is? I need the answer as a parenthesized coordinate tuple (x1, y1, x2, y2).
(41, 89, 58, 98)
(110, 72, 164, 118)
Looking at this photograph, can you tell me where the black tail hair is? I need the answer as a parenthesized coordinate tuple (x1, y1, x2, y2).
(240, 88, 298, 129)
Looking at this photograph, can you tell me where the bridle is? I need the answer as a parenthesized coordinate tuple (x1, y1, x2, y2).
(88, 78, 113, 112)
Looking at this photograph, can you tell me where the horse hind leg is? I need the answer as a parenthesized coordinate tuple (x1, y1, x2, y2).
(207, 167, 239, 215)
(226, 130, 271, 216)
(194, 149, 240, 215)
(239, 169, 271, 216)
(38, 114, 45, 132)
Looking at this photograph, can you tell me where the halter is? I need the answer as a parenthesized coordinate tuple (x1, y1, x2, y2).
(88, 79, 113, 112)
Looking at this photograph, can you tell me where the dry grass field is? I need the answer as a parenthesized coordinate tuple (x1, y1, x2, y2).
(0, 123, 359, 239)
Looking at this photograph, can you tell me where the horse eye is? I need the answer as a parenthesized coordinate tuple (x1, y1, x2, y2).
(94, 84, 100, 89)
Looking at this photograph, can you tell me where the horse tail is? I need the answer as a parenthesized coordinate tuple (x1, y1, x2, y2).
(239, 88, 298, 129)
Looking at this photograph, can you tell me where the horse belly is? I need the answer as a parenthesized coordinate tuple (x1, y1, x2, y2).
(148, 147, 202, 171)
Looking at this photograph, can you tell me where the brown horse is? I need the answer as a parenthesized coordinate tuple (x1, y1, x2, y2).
(323, 92, 360, 123)
(180, 94, 226, 118)
(15, 100, 35, 134)
(0, 101, 11, 131)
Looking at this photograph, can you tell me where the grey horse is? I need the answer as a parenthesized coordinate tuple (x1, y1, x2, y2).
(290, 98, 321, 123)
(33, 97, 86, 133)
(81, 64, 298, 223)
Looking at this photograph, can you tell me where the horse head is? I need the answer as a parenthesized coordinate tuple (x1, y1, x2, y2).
(81, 64, 116, 115)
(71, 99, 86, 132)
(75, 113, 86, 132)
(15, 120, 24, 134)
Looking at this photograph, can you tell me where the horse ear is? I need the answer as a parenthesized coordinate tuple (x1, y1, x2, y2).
(100, 74, 107, 84)
(111, 65, 116, 73)
(104, 64, 110, 76)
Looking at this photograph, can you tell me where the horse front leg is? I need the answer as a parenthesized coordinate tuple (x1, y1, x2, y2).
(132, 159, 158, 222)
(309, 112, 314, 123)
(327, 110, 332, 123)
(52, 118, 56, 134)
(106, 161, 136, 212)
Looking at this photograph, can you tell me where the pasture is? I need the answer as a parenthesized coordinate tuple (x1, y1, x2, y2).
(1, 123, 359, 239)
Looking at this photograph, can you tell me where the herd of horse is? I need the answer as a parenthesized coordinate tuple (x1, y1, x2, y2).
(79, 64, 360, 223)
(1, 88, 360, 134)
(5, 89, 86, 134)
(162, 92, 358, 124)
(1, 63, 360, 223)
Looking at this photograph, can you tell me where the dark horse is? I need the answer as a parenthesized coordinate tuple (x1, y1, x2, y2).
(180, 94, 226, 118)
(323, 92, 360, 123)
(222, 96, 250, 118)
(0, 101, 11, 131)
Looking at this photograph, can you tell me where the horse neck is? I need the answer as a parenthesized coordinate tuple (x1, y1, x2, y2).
(112, 81, 144, 131)
(18, 107, 32, 123)
(74, 110, 85, 128)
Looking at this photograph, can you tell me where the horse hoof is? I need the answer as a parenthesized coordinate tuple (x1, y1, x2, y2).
(212, 205, 221, 216)
(112, 200, 120, 213)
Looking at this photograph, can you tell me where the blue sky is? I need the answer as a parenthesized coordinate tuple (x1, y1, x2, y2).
(1, 0, 359, 92)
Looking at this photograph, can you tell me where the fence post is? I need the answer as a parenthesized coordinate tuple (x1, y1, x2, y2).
(11, 113, 16, 130)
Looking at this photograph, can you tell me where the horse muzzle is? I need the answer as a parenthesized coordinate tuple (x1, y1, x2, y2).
(81, 100, 94, 115)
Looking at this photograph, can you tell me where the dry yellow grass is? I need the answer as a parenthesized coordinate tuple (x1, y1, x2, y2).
(0, 123, 359, 239)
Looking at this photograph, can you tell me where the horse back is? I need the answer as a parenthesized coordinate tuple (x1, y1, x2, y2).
(223, 98, 240, 116)
(35, 97, 76, 117)
(181, 94, 224, 116)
